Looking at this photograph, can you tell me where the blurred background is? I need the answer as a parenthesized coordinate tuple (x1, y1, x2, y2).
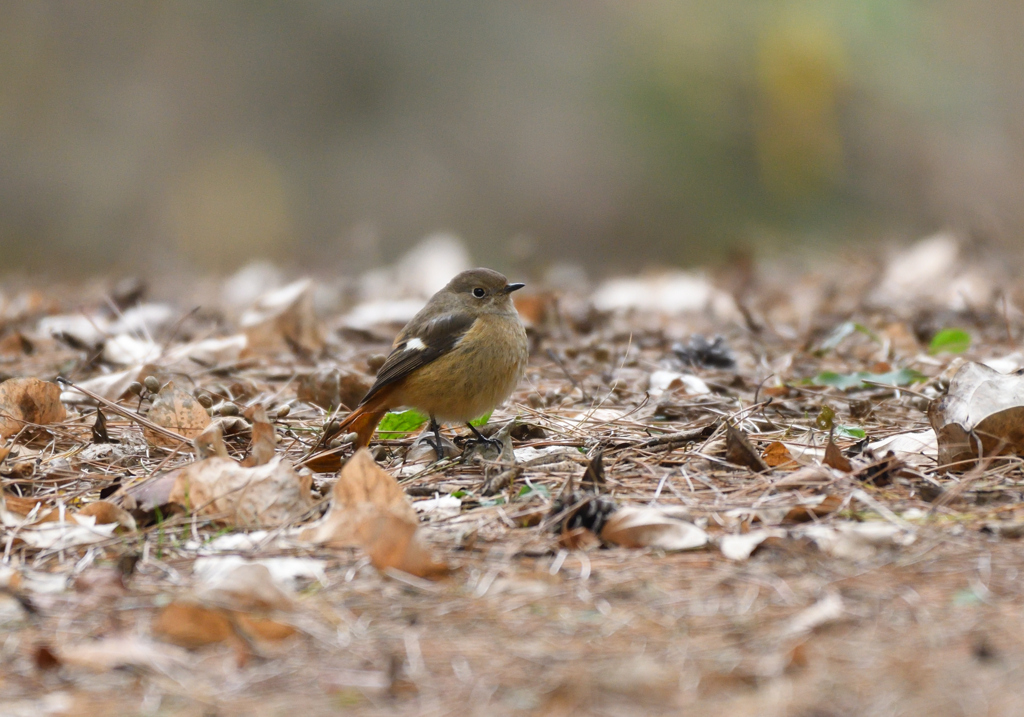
(1, 1, 1022, 278)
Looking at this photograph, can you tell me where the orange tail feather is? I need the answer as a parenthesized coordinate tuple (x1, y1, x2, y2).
(332, 388, 394, 448)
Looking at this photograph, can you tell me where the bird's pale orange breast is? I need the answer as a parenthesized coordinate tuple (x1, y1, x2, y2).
(392, 312, 527, 422)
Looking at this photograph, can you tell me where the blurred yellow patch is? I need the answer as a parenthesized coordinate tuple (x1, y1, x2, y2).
(756, 17, 846, 200)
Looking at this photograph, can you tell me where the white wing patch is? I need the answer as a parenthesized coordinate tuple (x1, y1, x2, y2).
(405, 337, 426, 351)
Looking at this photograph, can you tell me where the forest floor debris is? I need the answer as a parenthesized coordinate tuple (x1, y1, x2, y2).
(3, 240, 1024, 714)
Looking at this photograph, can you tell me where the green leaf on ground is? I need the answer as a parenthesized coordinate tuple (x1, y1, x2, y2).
(470, 411, 492, 427)
(516, 483, 550, 501)
(835, 425, 866, 439)
(377, 409, 428, 438)
(929, 328, 971, 355)
(811, 368, 926, 391)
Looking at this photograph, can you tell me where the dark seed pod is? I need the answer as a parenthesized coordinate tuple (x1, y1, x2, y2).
(196, 392, 213, 409)
(276, 404, 290, 418)
(217, 402, 239, 416)
(549, 490, 619, 535)
(143, 376, 161, 394)
(127, 381, 143, 396)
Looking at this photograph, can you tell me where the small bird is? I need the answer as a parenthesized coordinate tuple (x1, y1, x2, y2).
(326, 268, 528, 458)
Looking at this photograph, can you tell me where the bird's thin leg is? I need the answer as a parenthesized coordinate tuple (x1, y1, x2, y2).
(466, 422, 502, 452)
(429, 416, 446, 460)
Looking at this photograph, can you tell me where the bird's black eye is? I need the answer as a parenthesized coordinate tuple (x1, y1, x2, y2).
(472, 287, 486, 298)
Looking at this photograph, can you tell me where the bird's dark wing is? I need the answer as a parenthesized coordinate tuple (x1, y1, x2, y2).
(358, 311, 477, 406)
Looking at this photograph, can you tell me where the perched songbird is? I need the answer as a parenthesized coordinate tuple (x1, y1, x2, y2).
(327, 268, 528, 457)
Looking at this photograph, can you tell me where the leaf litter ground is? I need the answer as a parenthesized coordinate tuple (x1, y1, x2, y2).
(3, 236, 1024, 715)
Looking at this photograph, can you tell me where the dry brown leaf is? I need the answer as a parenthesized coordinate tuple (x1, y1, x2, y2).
(299, 448, 447, 578)
(60, 363, 157, 405)
(194, 420, 231, 459)
(230, 612, 297, 642)
(719, 529, 787, 560)
(241, 405, 277, 467)
(762, 441, 797, 469)
(761, 384, 792, 398)
(0, 494, 132, 529)
(121, 472, 179, 513)
(302, 450, 343, 473)
(168, 455, 313, 528)
(929, 361, 1024, 468)
(200, 563, 295, 613)
(600, 506, 708, 551)
(784, 494, 845, 523)
(152, 601, 236, 649)
(297, 367, 371, 410)
(143, 381, 211, 448)
(823, 435, 853, 472)
(358, 512, 448, 577)
(725, 422, 769, 472)
(1, 493, 49, 519)
(801, 521, 915, 560)
(153, 568, 297, 653)
(0, 378, 66, 438)
(3, 511, 121, 548)
(328, 448, 418, 524)
(241, 278, 323, 355)
(75, 500, 137, 531)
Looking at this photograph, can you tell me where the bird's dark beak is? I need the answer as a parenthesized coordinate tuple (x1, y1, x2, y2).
(503, 282, 526, 294)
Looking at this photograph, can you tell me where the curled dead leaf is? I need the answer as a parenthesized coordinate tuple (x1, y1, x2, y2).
(0, 378, 66, 438)
(298, 449, 447, 578)
(152, 601, 236, 649)
(929, 361, 1024, 469)
(194, 420, 230, 459)
(1, 493, 49, 520)
(762, 441, 797, 469)
(719, 529, 786, 560)
(198, 562, 295, 613)
(241, 405, 277, 467)
(231, 612, 296, 642)
(823, 434, 852, 472)
(725, 423, 769, 472)
(241, 278, 323, 355)
(168, 455, 313, 528)
(600, 506, 708, 551)
(297, 367, 371, 410)
(75, 500, 137, 532)
(784, 494, 845, 523)
(143, 381, 211, 448)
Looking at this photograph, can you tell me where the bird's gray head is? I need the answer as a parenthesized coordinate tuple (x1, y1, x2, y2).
(437, 268, 525, 314)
